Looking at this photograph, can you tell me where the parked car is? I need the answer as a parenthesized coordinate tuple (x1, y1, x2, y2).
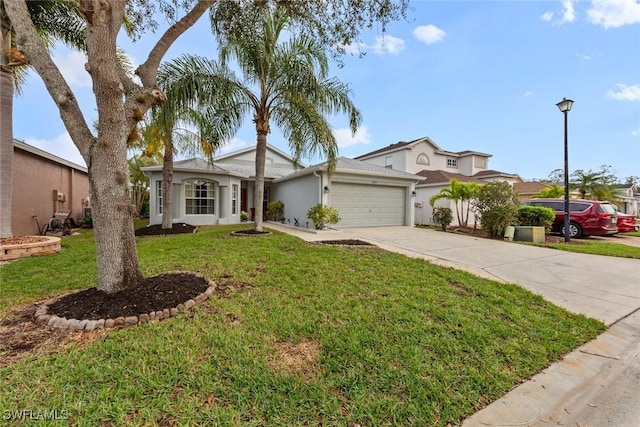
(616, 213, 639, 233)
(522, 198, 618, 238)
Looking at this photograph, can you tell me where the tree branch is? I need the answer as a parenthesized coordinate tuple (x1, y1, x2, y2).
(4, 0, 94, 160)
(136, 0, 215, 87)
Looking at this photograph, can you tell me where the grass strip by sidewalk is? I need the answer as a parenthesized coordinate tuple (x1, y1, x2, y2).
(0, 225, 604, 426)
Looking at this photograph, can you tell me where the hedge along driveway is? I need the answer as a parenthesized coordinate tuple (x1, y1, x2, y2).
(0, 225, 604, 426)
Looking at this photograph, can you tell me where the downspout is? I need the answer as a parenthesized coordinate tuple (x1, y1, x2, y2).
(313, 171, 323, 205)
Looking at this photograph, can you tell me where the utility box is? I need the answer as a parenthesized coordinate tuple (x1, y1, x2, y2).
(514, 226, 546, 243)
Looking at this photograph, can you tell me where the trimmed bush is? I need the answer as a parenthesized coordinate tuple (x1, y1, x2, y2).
(307, 204, 340, 230)
(517, 205, 555, 229)
(267, 200, 284, 221)
(474, 182, 520, 239)
(432, 207, 453, 231)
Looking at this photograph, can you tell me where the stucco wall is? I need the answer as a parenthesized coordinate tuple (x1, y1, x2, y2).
(271, 173, 321, 227)
(12, 147, 89, 236)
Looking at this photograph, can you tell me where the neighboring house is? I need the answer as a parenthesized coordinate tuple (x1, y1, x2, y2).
(513, 181, 552, 202)
(142, 144, 419, 228)
(355, 136, 521, 226)
(10, 139, 90, 236)
(615, 185, 640, 217)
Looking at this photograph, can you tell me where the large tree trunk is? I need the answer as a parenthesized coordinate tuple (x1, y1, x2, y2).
(5, 0, 214, 292)
(254, 132, 267, 232)
(161, 142, 174, 229)
(0, 64, 14, 238)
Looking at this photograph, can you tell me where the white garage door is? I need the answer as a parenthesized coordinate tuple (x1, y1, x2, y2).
(331, 183, 406, 227)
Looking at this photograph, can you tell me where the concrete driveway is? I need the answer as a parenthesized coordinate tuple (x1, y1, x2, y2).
(267, 223, 640, 426)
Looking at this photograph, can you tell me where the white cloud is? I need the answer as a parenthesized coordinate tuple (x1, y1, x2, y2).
(216, 137, 249, 155)
(371, 35, 405, 55)
(340, 42, 367, 55)
(26, 133, 86, 167)
(541, 0, 577, 25)
(606, 83, 640, 101)
(561, 0, 577, 24)
(631, 128, 640, 136)
(540, 12, 554, 22)
(523, 90, 534, 97)
(52, 50, 91, 88)
(333, 125, 371, 148)
(412, 25, 447, 45)
(587, 0, 640, 28)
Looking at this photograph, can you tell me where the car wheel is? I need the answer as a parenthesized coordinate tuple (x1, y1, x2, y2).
(561, 222, 583, 238)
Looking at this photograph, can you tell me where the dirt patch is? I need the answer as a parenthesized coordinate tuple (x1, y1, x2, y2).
(135, 223, 196, 237)
(267, 341, 321, 380)
(0, 302, 107, 366)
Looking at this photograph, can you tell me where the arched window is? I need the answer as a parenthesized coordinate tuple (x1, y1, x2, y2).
(416, 153, 430, 165)
(184, 179, 215, 215)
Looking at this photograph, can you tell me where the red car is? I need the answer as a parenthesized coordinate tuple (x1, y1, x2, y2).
(523, 198, 618, 238)
(616, 213, 639, 233)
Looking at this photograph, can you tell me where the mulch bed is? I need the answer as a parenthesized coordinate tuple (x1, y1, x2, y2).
(231, 230, 271, 236)
(0, 236, 49, 245)
(135, 223, 196, 237)
(47, 272, 210, 320)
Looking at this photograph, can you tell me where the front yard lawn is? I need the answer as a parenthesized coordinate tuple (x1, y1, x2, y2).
(0, 225, 605, 426)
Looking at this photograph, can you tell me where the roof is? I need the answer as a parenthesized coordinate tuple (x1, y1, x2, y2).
(416, 169, 520, 186)
(513, 181, 551, 195)
(355, 136, 492, 160)
(13, 139, 87, 173)
(277, 157, 420, 182)
(141, 157, 297, 180)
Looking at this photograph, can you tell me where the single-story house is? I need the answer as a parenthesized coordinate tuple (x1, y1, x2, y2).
(8, 139, 90, 236)
(142, 144, 420, 228)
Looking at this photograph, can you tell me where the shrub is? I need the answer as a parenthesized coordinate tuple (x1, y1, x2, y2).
(516, 205, 555, 229)
(240, 211, 249, 221)
(474, 182, 520, 238)
(432, 207, 453, 231)
(307, 204, 340, 230)
(79, 213, 93, 229)
(267, 200, 284, 221)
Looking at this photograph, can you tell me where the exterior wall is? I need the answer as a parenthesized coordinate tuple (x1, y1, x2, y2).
(147, 171, 243, 226)
(219, 146, 297, 168)
(360, 149, 407, 172)
(414, 186, 479, 227)
(271, 173, 321, 227)
(12, 145, 89, 236)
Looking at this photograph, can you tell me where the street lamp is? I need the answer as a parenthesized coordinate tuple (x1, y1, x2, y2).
(556, 97, 574, 243)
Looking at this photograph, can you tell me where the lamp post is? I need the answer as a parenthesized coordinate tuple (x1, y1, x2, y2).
(556, 97, 574, 243)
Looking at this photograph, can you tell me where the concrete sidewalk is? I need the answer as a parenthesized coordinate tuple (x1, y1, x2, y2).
(266, 223, 640, 426)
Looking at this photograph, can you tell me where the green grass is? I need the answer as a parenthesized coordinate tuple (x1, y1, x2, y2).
(532, 238, 640, 259)
(0, 225, 605, 426)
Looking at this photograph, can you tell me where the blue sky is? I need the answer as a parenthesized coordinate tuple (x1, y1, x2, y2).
(12, 0, 640, 181)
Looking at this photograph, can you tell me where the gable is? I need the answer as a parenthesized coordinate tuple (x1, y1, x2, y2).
(214, 143, 302, 168)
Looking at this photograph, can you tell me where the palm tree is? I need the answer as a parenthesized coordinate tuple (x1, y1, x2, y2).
(0, 0, 85, 237)
(429, 179, 479, 228)
(570, 169, 609, 199)
(533, 183, 564, 198)
(132, 106, 219, 229)
(158, 7, 361, 232)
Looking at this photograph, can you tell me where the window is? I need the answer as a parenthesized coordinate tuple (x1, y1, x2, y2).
(446, 158, 458, 168)
(185, 179, 215, 215)
(416, 153, 430, 165)
(385, 156, 393, 169)
(232, 184, 238, 215)
(156, 180, 163, 214)
(474, 157, 487, 169)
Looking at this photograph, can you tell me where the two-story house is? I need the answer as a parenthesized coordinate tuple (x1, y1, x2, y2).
(356, 136, 521, 226)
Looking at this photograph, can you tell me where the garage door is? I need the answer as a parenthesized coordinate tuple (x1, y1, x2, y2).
(331, 183, 406, 227)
